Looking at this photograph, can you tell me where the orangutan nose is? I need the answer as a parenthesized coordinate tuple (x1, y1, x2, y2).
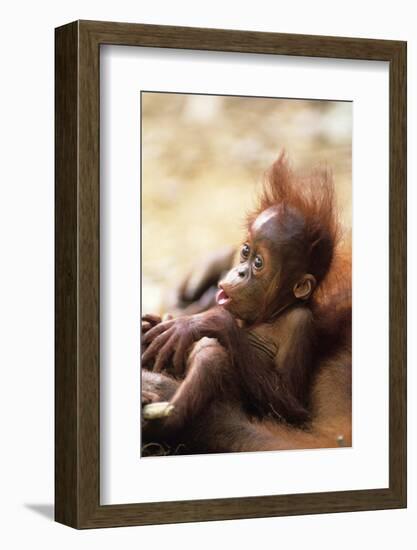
(238, 266, 247, 278)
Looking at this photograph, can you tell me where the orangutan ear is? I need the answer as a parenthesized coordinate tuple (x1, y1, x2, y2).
(293, 274, 317, 300)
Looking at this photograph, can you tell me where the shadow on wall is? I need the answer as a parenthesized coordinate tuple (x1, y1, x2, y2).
(24, 503, 54, 521)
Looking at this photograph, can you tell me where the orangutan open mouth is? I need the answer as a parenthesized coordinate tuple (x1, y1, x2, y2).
(216, 285, 231, 306)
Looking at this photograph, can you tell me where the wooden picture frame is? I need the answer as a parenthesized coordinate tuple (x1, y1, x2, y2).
(55, 20, 407, 528)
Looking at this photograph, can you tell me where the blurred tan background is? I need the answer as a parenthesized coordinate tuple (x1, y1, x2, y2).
(142, 92, 352, 313)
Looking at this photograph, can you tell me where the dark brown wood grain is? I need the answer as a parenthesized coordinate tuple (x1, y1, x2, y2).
(55, 20, 407, 529)
(55, 21, 79, 527)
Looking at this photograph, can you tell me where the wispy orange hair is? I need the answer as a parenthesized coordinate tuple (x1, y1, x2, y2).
(247, 152, 340, 285)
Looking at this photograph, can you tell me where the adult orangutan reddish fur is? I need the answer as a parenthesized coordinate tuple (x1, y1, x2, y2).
(141, 154, 351, 454)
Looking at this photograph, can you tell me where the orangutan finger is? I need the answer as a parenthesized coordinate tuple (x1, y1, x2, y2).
(142, 321, 152, 333)
(142, 328, 174, 365)
(173, 338, 191, 377)
(153, 338, 177, 373)
(142, 313, 162, 325)
(143, 319, 175, 345)
(141, 390, 159, 406)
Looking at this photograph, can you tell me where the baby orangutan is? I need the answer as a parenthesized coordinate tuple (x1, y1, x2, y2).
(142, 154, 339, 434)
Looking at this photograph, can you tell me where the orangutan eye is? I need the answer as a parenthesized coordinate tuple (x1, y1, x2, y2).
(241, 243, 250, 259)
(254, 255, 264, 270)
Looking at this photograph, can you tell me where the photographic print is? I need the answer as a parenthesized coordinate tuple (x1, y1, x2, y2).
(55, 21, 405, 527)
(141, 92, 352, 457)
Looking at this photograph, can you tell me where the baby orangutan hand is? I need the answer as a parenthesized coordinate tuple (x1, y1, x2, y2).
(142, 315, 199, 376)
(142, 312, 174, 334)
(142, 307, 237, 376)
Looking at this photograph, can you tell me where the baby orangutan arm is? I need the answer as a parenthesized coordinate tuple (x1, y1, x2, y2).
(235, 306, 315, 424)
(142, 306, 237, 376)
(142, 306, 313, 426)
(272, 306, 316, 414)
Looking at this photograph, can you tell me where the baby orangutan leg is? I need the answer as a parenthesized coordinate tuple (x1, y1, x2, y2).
(144, 337, 233, 434)
(170, 337, 232, 427)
